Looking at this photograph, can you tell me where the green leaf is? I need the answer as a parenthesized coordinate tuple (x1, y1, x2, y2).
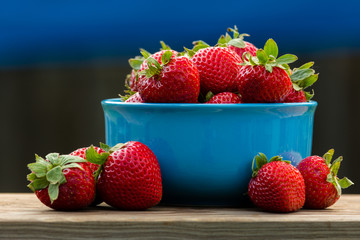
(256, 49, 268, 65)
(298, 61, 314, 70)
(292, 82, 302, 91)
(252, 153, 268, 177)
(265, 64, 273, 73)
(228, 39, 246, 49)
(63, 163, 84, 171)
(46, 153, 60, 165)
(100, 142, 111, 152)
(160, 41, 171, 50)
(27, 172, 36, 181)
(27, 163, 47, 178)
(46, 166, 63, 184)
(323, 149, 335, 166)
(277, 54, 298, 65)
(110, 143, 127, 152)
(298, 74, 318, 89)
(290, 69, 314, 82)
(217, 35, 227, 45)
(161, 50, 173, 65)
(35, 154, 47, 164)
(338, 177, 354, 189)
(60, 155, 86, 165)
(147, 57, 162, 69)
(140, 49, 151, 59)
(330, 156, 343, 176)
(184, 47, 196, 58)
(205, 91, 214, 102)
(304, 90, 314, 101)
(48, 183, 60, 204)
(129, 58, 144, 71)
(227, 25, 239, 38)
(28, 177, 49, 191)
(224, 33, 232, 43)
(269, 155, 283, 162)
(264, 39, 278, 58)
(86, 146, 110, 165)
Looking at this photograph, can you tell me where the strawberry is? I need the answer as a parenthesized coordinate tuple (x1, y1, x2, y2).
(70, 146, 110, 206)
(283, 62, 319, 103)
(191, 46, 242, 95)
(90, 141, 162, 210)
(237, 39, 298, 103)
(124, 92, 145, 103)
(297, 149, 354, 209)
(137, 49, 200, 103)
(70, 146, 105, 174)
(205, 91, 242, 104)
(27, 153, 95, 210)
(248, 153, 305, 212)
(217, 25, 257, 60)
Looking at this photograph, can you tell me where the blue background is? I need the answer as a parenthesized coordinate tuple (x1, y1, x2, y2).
(1, 0, 359, 67)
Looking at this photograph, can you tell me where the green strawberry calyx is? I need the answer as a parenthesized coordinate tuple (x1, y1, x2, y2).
(217, 25, 250, 49)
(241, 38, 298, 73)
(184, 40, 210, 58)
(323, 149, 354, 196)
(138, 50, 174, 79)
(86, 142, 127, 182)
(251, 153, 291, 177)
(290, 62, 319, 101)
(27, 153, 87, 203)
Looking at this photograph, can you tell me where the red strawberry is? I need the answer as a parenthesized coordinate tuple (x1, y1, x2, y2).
(70, 146, 105, 174)
(191, 46, 242, 95)
(137, 50, 200, 103)
(218, 25, 257, 60)
(27, 153, 95, 210)
(283, 88, 307, 102)
(191, 47, 242, 95)
(297, 149, 354, 209)
(248, 153, 305, 212)
(205, 91, 242, 104)
(283, 62, 319, 103)
(95, 141, 162, 210)
(237, 39, 297, 103)
(124, 92, 145, 103)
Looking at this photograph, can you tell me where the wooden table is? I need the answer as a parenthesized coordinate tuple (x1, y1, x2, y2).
(1, 193, 360, 239)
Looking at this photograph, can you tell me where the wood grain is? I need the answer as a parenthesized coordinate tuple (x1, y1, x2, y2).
(0, 193, 360, 239)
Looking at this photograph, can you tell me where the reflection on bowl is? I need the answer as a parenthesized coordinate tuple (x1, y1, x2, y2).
(102, 99, 317, 206)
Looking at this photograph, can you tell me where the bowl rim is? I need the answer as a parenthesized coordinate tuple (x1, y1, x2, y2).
(102, 98, 318, 109)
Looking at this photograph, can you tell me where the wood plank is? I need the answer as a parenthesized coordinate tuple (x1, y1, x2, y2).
(0, 193, 360, 239)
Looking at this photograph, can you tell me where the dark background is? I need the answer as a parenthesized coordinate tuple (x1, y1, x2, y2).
(1, 1, 359, 193)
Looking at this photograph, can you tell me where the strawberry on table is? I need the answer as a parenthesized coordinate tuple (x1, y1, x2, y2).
(70, 146, 106, 174)
(237, 39, 298, 103)
(283, 62, 319, 103)
(248, 153, 305, 212)
(27, 153, 95, 210)
(217, 25, 257, 60)
(205, 91, 242, 104)
(88, 141, 163, 210)
(297, 149, 354, 209)
(137, 49, 200, 103)
(190, 43, 242, 95)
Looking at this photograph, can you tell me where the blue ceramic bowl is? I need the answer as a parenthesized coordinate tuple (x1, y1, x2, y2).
(102, 99, 317, 206)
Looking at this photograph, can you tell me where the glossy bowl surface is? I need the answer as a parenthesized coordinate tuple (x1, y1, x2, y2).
(102, 99, 317, 206)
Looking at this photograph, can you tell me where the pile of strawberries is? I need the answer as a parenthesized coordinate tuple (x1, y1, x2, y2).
(248, 150, 353, 212)
(122, 26, 318, 104)
(27, 26, 353, 212)
(27, 142, 163, 211)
